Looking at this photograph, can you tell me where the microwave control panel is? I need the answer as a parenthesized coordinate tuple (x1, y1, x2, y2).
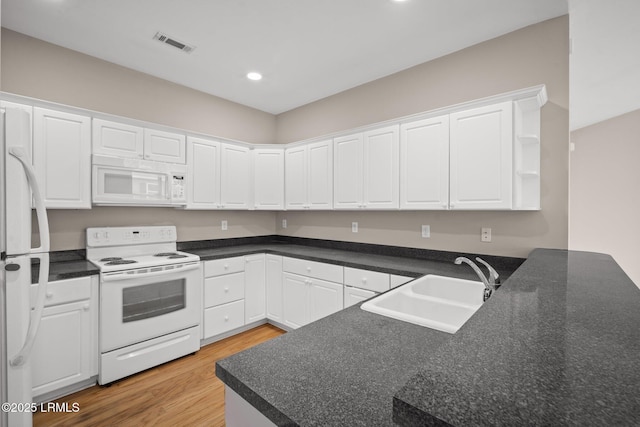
(171, 174, 186, 202)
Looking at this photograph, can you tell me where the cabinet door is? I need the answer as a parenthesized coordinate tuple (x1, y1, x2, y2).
(400, 116, 450, 209)
(220, 144, 252, 209)
(344, 286, 376, 308)
(307, 140, 333, 209)
(333, 133, 363, 209)
(282, 273, 309, 329)
(33, 108, 91, 208)
(265, 255, 283, 322)
(143, 128, 186, 164)
(186, 136, 220, 209)
(363, 125, 399, 209)
(244, 254, 266, 324)
(32, 300, 93, 397)
(308, 278, 344, 323)
(284, 145, 308, 209)
(253, 148, 284, 210)
(450, 102, 513, 209)
(92, 119, 144, 159)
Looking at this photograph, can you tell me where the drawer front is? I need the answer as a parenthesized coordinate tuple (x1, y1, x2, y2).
(204, 272, 245, 308)
(204, 300, 245, 338)
(282, 257, 343, 283)
(204, 257, 245, 277)
(390, 274, 414, 288)
(30, 276, 91, 308)
(344, 267, 390, 293)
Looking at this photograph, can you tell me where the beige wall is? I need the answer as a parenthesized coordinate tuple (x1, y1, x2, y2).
(3, 17, 569, 257)
(1, 29, 276, 145)
(275, 16, 569, 258)
(1, 28, 279, 250)
(570, 109, 640, 287)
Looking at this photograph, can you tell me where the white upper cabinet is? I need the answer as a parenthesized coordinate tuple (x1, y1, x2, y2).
(220, 143, 252, 209)
(92, 119, 144, 159)
(186, 136, 220, 209)
(334, 125, 399, 209)
(92, 119, 185, 164)
(253, 148, 284, 210)
(362, 125, 399, 209)
(449, 101, 513, 210)
(400, 115, 450, 210)
(33, 107, 91, 209)
(285, 139, 333, 210)
(143, 128, 186, 164)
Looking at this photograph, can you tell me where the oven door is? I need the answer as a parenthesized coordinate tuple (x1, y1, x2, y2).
(100, 262, 201, 353)
(93, 164, 172, 206)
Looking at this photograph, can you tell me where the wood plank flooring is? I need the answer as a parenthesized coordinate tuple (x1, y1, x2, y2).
(34, 324, 285, 427)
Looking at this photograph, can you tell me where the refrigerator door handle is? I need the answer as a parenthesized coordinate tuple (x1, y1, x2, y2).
(8, 146, 51, 367)
(8, 146, 50, 253)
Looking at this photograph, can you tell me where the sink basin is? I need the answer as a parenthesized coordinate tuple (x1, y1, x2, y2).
(360, 275, 485, 334)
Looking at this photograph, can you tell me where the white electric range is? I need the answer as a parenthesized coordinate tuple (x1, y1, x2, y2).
(87, 226, 201, 384)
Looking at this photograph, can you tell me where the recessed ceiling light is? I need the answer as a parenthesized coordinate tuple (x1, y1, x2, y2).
(247, 72, 262, 81)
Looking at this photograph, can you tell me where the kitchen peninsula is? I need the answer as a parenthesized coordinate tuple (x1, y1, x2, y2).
(216, 248, 640, 426)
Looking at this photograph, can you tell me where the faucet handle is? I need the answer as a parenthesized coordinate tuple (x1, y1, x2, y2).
(475, 257, 500, 285)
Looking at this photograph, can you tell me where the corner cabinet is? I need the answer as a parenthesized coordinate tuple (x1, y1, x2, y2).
(334, 125, 399, 209)
(253, 148, 284, 210)
(33, 108, 92, 209)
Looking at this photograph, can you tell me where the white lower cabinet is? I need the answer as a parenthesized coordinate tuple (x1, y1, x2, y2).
(282, 273, 343, 329)
(265, 255, 283, 322)
(344, 286, 376, 308)
(30, 276, 98, 400)
(245, 254, 266, 324)
(202, 257, 246, 340)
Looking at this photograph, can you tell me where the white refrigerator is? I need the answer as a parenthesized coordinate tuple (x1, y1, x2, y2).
(1, 107, 51, 427)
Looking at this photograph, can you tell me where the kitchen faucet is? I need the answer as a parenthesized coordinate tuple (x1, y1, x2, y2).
(454, 257, 500, 301)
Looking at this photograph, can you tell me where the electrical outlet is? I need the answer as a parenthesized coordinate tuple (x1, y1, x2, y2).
(221, 220, 228, 231)
(481, 227, 491, 242)
(352, 222, 358, 233)
(421, 225, 430, 238)
(282, 219, 287, 229)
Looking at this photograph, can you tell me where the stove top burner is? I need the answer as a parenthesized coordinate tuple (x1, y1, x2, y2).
(105, 259, 138, 265)
(154, 252, 179, 257)
(167, 255, 188, 259)
(100, 257, 123, 262)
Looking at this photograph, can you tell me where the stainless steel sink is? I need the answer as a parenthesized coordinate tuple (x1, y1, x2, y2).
(360, 274, 484, 334)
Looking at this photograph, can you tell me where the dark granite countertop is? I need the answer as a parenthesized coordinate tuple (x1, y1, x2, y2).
(394, 249, 640, 426)
(30, 250, 99, 284)
(216, 248, 640, 426)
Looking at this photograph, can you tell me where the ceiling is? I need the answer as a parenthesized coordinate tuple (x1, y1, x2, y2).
(2, 0, 568, 115)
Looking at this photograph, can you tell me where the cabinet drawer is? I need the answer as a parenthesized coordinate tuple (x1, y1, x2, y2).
(204, 272, 245, 308)
(30, 276, 91, 308)
(344, 267, 390, 293)
(203, 300, 245, 338)
(204, 257, 245, 277)
(282, 257, 343, 283)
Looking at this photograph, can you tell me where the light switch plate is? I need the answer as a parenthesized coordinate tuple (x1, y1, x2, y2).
(282, 219, 287, 229)
(352, 222, 358, 233)
(421, 225, 430, 238)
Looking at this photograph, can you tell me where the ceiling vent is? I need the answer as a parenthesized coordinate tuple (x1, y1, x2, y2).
(153, 32, 195, 53)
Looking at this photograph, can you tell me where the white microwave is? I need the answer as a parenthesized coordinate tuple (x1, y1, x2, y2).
(92, 154, 187, 206)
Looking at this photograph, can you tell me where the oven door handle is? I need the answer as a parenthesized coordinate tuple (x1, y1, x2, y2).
(101, 262, 200, 282)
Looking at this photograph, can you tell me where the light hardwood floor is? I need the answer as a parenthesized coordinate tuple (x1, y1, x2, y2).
(34, 324, 285, 427)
